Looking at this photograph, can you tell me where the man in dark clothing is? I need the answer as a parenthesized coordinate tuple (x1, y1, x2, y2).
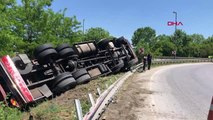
(147, 54, 152, 70)
(143, 57, 147, 71)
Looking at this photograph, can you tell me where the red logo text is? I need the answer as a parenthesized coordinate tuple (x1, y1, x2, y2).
(167, 21, 183, 26)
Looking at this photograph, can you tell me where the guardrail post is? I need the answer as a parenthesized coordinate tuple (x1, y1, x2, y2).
(74, 99, 83, 120)
(97, 87, 101, 96)
(88, 93, 95, 106)
(105, 84, 108, 88)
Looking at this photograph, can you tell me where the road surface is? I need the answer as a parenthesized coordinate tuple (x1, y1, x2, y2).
(102, 63, 213, 120)
(150, 63, 213, 120)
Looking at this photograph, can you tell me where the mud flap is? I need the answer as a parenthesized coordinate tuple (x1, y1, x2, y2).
(38, 84, 52, 98)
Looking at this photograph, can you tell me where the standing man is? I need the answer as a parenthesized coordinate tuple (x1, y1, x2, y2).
(143, 56, 147, 71)
(147, 53, 152, 70)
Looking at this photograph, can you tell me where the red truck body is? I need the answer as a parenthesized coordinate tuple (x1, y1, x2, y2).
(0, 55, 34, 107)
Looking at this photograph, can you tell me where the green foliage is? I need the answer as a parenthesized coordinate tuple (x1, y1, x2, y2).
(84, 27, 111, 42)
(31, 101, 62, 120)
(154, 35, 175, 56)
(81, 100, 91, 116)
(0, 103, 22, 120)
(0, 0, 212, 59)
(132, 27, 213, 58)
(0, 0, 81, 57)
(131, 27, 156, 46)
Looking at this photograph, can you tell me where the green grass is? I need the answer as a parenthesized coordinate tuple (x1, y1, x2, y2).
(20, 73, 124, 119)
(0, 102, 22, 120)
(30, 101, 62, 120)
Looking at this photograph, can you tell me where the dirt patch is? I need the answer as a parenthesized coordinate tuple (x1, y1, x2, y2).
(101, 67, 161, 120)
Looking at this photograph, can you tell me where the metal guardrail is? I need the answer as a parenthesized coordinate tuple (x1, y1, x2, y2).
(74, 58, 212, 120)
(74, 64, 142, 120)
(82, 71, 133, 120)
(75, 99, 83, 120)
(152, 58, 212, 65)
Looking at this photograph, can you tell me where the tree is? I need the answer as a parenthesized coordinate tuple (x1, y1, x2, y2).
(200, 36, 213, 57)
(190, 34, 205, 44)
(131, 27, 156, 46)
(154, 35, 175, 56)
(172, 29, 192, 56)
(84, 27, 110, 42)
(186, 34, 205, 57)
(0, 0, 81, 56)
(0, 0, 21, 56)
(132, 27, 156, 60)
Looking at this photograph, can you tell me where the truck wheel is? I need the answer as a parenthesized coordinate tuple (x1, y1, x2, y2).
(72, 68, 88, 79)
(56, 44, 75, 58)
(12, 56, 33, 75)
(59, 48, 75, 58)
(53, 78, 76, 94)
(34, 44, 58, 64)
(98, 39, 110, 50)
(34, 44, 54, 56)
(76, 74, 91, 84)
(113, 37, 128, 47)
(72, 69, 91, 84)
(52, 72, 76, 93)
(37, 49, 58, 64)
(56, 43, 70, 51)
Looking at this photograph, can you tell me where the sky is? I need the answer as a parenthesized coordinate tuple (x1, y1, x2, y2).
(18, 0, 213, 40)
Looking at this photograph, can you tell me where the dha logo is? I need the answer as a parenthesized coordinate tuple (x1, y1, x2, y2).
(167, 21, 183, 26)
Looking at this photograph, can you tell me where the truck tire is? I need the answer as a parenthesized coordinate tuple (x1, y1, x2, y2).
(55, 43, 70, 51)
(76, 74, 91, 84)
(52, 72, 76, 93)
(98, 39, 110, 50)
(53, 78, 76, 94)
(72, 69, 91, 84)
(34, 44, 58, 64)
(12, 56, 33, 75)
(113, 37, 128, 47)
(37, 49, 58, 64)
(34, 44, 54, 56)
(59, 48, 75, 58)
(72, 68, 88, 79)
(56, 44, 75, 58)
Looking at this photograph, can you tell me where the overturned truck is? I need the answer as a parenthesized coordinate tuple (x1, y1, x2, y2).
(0, 37, 138, 108)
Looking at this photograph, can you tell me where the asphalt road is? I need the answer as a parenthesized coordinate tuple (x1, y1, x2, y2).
(151, 63, 213, 120)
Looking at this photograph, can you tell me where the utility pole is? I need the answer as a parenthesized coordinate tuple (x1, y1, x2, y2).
(83, 19, 85, 34)
(82, 19, 85, 42)
(173, 11, 177, 59)
(173, 11, 177, 34)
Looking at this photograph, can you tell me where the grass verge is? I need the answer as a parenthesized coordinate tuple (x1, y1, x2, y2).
(20, 73, 123, 120)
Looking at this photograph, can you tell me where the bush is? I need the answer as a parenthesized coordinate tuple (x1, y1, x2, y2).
(0, 102, 22, 120)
